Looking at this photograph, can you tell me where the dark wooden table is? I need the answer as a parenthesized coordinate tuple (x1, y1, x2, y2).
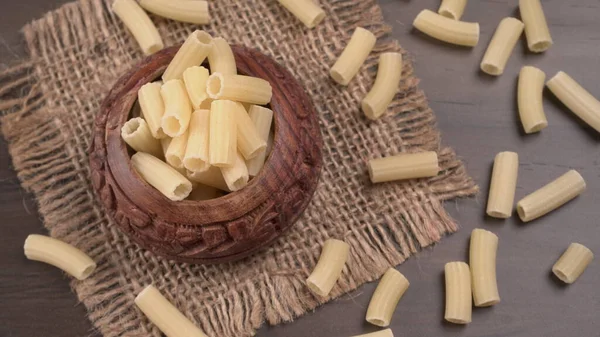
(1, 1, 598, 336)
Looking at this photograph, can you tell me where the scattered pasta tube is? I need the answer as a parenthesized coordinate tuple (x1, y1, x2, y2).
(351, 329, 394, 337)
(233, 103, 267, 160)
(139, 0, 210, 25)
(206, 73, 272, 105)
(546, 71, 600, 133)
(518, 66, 548, 133)
(366, 268, 409, 327)
(187, 183, 222, 201)
(438, 0, 468, 20)
(183, 66, 210, 109)
(552, 243, 594, 284)
(486, 151, 519, 219)
(330, 27, 376, 86)
(413, 9, 479, 47)
(306, 239, 350, 297)
(131, 152, 193, 201)
(161, 79, 193, 137)
(516, 170, 586, 222)
(183, 110, 210, 172)
(519, 0, 552, 52)
(165, 130, 189, 169)
(112, 0, 164, 55)
(246, 105, 274, 176)
(187, 166, 230, 192)
(362, 52, 403, 120)
(444, 262, 472, 324)
(207, 37, 237, 75)
(480, 17, 524, 76)
(368, 152, 439, 184)
(121, 118, 163, 157)
(209, 100, 237, 167)
(162, 30, 213, 81)
(276, 0, 326, 29)
(24, 234, 96, 281)
(221, 152, 249, 191)
(470, 229, 500, 307)
(135, 285, 208, 337)
(138, 82, 167, 139)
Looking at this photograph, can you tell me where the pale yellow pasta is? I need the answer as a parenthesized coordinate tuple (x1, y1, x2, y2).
(517, 170, 586, 222)
(207, 37, 237, 75)
(546, 71, 600, 133)
(161, 79, 193, 137)
(413, 9, 479, 47)
(306, 239, 350, 297)
(480, 17, 524, 76)
(233, 102, 267, 160)
(518, 66, 548, 133)
(138, 82, 167, 138)
(165, 129, 189, 169)
(131, 152, 192, 201)
(160, 137, 172, 156)
(187, 166, 230, 192)
(209, 100, 237, 167)
(139, 0, 210, 25)
(368, 152, 439, 184)
(438, 0, 468, 20)
(121, 117, 163, 157)
(135, 285, 208, 337)
(552, 243, 594, 284)
(112, 0, 164, 55)
(277, 0, 326, 29)
(206, 73, 272, 105)
(366, 268, 409, 327)
(519, 0, 553, 52)
(444, 262, 472, 324)
(246, 105, 274, 176)
(24, 234, 96, 281)
(486, 151, 519, 219)
(187, 183, 222, 201)
(351, 329, 394, 337)
(162, 30, 213, 81)
(470, 229, 500, 307)
(330, 27, 376, 86)
(183, 66, 210, 109)
(183, 110, 210, 172)
(221, 152, 249, 191)
(362, 52, 403, 120)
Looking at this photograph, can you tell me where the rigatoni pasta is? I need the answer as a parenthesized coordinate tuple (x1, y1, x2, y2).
(518, 66, 548, 133)
(139, 0, 210, 25)
(233, 102, 267, 160)
(207, 37, 237, 75)
(246, 105, 274, 176)
(183, 66, 210, 109)
(330, 27, 376, 85)
(221, 152, 250, 191)
(438, 0, 468, 20)
(209, 100, 237, 167)
(362, 52, 403, 120)
(183, 110, 210, 172)
(121, 117, 163, 158)
(470, 228, 500, 307)
(368, 152, 439, 183)
(161, 79, 193, 137)
(519, 0, 553, 52)
(444, 262, 471, 324)
(162, 30, 213, 81)
(276, 0, 326, 29)
(187, 166, 230, 192)
(413, 9, 479, 47)
(552, 243, 594, 284)
(138, 82, 167, 138)
(306, 239, 350, 297)
(486, 151, 518, 219)
(480, 17, 524, 76)
(351, 329, 394, 337)
(131, 152, 193, 201)
(112, 0, 164, 55)
(206, 73, 272, 105)
(366, 268, 409, 327)
(165, 130, 189, 169)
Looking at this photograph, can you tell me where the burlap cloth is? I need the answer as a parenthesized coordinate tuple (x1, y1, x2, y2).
(0, 0, 478, 336)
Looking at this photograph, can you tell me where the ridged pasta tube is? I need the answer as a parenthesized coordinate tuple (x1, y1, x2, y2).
(160, 79, 193, 137)
(368, 152, 439, 183)
(165, 130, 189, 169)
(209, 100, 237, 167)
(233, 102, 267, 160)
(480, 17, 524, 76)
(207, 37, 237, 75)
(187, 166, 230, 192)
(519, 0, 553, 52)
(246, 105, 273, 176)
(306, 239, 350, 297)
(112, 0, 164, 55)
(162, 30, 213, 81)
(206, 74, 272, 105)
(552, 243, 594, 284)
(470, 229, 500, 307)
(183, 66, 210, 110)
(438, 0, 468, 20)
(139, 0, 210, 25)
(121, 117, 162, 157)
(183, 110, 210, 172)
(413, 9, 479, 47)
(366, 268, 409, 327)
(362, 52, 403, 120)
(131, 152, 193, 201)
(486, 151, 518, 219)
(330, 27, 376, 85)
(220, 152, 249, 191)
(138, 82, 167, 139)
(444, 262, 471, 324)
(518, 66, 548, 133)
(276, 0, 326, 29)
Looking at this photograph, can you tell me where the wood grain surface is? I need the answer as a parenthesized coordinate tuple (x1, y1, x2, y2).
(1, 1, 598, 336)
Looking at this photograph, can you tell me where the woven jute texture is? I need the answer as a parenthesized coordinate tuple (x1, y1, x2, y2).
(0, 0, 477, 336)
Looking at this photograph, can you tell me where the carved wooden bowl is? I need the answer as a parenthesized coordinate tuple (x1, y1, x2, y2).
(89, 45, 323, 264)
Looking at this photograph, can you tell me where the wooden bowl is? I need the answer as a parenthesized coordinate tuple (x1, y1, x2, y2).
(89, 45, 323, 264)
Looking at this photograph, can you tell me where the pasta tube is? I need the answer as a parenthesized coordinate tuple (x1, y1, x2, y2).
(517, 170, 586, 222)
(366, 268, 409, 327)
(161, 79, 193, 137)
(206, 73, 272, 105)
(121, 117, 163, 157)
(135, 285, 208, 337)
(246, 105, 273, 176)
(546, 71, 600, 133)
(306, 239, 350, 297)
(519, 0, 552, 52)
(112, 0, 164, 55)
(165, 129, 189, 169)
(413, 9, 479, 47)
(330, 27, 376, 86)
(139, 0, 210, 25)
(187, 183, 222, 201)
(162, 30, 213, 81)
(444, 262, 472, 324)
(351, 330, 394, 337)
(470, 229, 500, 307)
(480, 17, 524, 76)
(131, 152, 193, 201)
(518, 66, 548, 133)
(276, 0, 326, 29)
(187, 166, 230, 192)
(183, 110, 210, 172)
(183, 66, 210, 109)
(209, 100, 237, 167)
(221, 152, 249, 191)
(160, 137, 172, 156)
(233, 102, 267, 160)
(138, 82, 167, 139)
(552, 243, 594, 284)
(207, 37, 237, 75)
(24, 234, 96, 281)
(486, 151, 518, 219)
(438, 0, 468, 20)
(362, 52, 403, 120)
(368, 152, 439, 184)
